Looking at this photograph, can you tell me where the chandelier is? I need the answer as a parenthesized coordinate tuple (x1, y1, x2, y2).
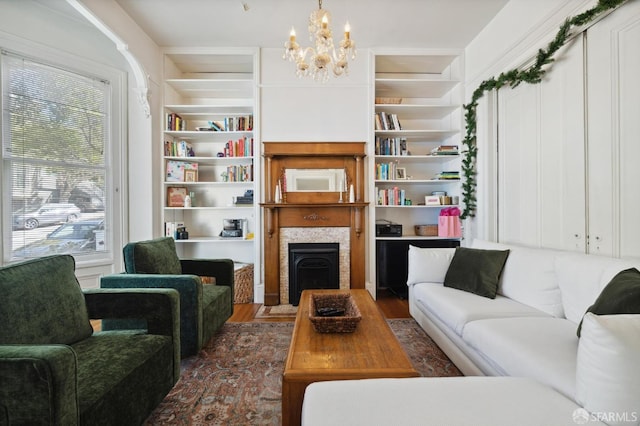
(283, 0, 356, 83)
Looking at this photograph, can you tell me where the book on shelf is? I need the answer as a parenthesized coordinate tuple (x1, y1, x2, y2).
(376, 186, 406, 206)
(166, 113, 186, 131)
(431, 145, 459, 155)
(374, 112, 402, 131)
(224, 136, 253, 157)
(375, 137, 408, 156)
(164, 140, 195, 157)
(166, 160, 198, 182)
(435, 171, 460, 180)
(375, 162, 399, 181)
(222, 164, 253, 182)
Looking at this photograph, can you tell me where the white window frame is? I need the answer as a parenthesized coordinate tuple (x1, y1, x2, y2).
(0, 37, 125, 268)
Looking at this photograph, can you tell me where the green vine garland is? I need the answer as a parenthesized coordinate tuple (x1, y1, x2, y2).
(460, 0, 628, 220)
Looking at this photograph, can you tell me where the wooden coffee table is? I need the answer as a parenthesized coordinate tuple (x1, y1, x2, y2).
(282, 289, 419, 426)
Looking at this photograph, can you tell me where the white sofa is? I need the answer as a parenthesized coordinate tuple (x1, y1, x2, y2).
(301, 240, 640, 426)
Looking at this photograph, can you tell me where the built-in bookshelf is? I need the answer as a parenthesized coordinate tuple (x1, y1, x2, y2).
(371, 51, 463, 296)
(161, 49, 259, 271)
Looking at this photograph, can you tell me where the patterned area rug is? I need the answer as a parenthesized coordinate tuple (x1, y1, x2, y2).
(144, 319, 462, 425)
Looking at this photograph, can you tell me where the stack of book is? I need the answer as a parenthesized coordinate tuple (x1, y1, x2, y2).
(431, 145, 459, 156)
(234, 190, 254, 205)
(436, 171, 460, 180)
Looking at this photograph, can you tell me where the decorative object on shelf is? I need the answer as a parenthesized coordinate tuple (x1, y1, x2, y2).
(183, 194, 192, 208)
(415, 224, 438, 237)
(283, 0, 356, 82)
(460, 0, 628, 220)
(438, 207, 462, 238)
(349, 184, 355, 203)
(167, 187, 188, 207)
(184, 169, 197, 183)
(166, 160, 198, 182)
(275, 182, 282, 203)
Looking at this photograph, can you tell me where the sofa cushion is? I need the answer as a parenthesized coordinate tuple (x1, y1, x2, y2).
(576, 313, 640, 426)
(123, 237, 182, 275)
(301, 377, 603, 426)
(444, 247, 510, 299)
(0, 255, 92, 345)
(406, 246, 456, 285)
(577, 268, 640, 336)
(462, 317, 578, 399)
(471, 239, 564, 317)
(556, 254, 640, 324)
(412, 283, 549, 336)
(73, 330, 174, 425)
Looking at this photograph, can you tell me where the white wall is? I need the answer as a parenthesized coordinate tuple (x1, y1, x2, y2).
(77, 0, 165, 243)
(260, 48, 371, 142)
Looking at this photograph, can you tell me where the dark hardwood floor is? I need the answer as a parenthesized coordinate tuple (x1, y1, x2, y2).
(228, 289, 410, 322)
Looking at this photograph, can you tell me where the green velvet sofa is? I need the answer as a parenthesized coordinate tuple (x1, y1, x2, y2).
(0, 255, 180, 425)
(101, 237, 234, 358)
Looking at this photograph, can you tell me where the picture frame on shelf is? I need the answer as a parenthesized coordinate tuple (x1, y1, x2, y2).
(396, 168, 407, 180)
(184, 169, 198, 182)
(167, 186, 188, 207)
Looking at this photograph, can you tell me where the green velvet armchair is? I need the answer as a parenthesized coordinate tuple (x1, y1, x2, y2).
(101, 237, 234, 358)
(0, 255, 180, 426)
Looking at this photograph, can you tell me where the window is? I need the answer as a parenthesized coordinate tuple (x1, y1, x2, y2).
(2, 51, 110, 262)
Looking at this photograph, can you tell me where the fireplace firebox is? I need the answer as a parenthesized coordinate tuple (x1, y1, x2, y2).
(288, 243, 339, 306)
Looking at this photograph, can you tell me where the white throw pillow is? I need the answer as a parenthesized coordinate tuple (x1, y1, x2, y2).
(406, 246, 455, 285)
(556, 254, 640, 324)
(472, 239, 564, 317)
(576, 313, 640, 426)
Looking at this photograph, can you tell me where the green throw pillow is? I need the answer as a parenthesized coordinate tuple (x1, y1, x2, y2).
(577, 267, 640, 337)
(125, 237, 182, 275)
(443, 247, 510, 299)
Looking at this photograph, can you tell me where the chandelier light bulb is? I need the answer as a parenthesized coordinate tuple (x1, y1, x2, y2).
(282, 0, 356, 83)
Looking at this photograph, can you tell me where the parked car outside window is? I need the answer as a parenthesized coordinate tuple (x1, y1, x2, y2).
(12, 219, 104, 258)
(12, 203, 81, 230)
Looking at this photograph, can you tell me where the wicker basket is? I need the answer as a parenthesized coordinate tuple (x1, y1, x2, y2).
(233, 264, 254, 304)
(375, 97, 402, 104)
(415, 224, 438, 236)
(308, 293, 362, 333)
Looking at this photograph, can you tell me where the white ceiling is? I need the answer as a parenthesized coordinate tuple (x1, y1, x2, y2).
(112, 0, 509, 49)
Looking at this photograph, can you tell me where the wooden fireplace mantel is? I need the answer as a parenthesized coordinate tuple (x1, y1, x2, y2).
(261, 142, 368, 306)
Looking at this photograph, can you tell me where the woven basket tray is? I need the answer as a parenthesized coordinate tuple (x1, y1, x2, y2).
(415, 224, 438, 236)
(308, 293, 362, 333)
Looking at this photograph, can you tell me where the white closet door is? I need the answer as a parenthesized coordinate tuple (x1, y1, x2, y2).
(497, 37, 585, 251)
(586, 2, 640, 258)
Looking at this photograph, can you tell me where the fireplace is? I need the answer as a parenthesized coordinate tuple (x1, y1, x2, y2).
(261, 141, 368, 305)
(288, 243, 340, 305)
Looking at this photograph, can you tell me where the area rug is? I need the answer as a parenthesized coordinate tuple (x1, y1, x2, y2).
(144, 319, 461, 425)
(254, 304, 298, 319)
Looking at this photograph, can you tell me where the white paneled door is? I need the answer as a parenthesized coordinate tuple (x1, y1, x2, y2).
(497, 35, 586, 252)
(586, 1, 640, 258)
(497, 2, 640, 258)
